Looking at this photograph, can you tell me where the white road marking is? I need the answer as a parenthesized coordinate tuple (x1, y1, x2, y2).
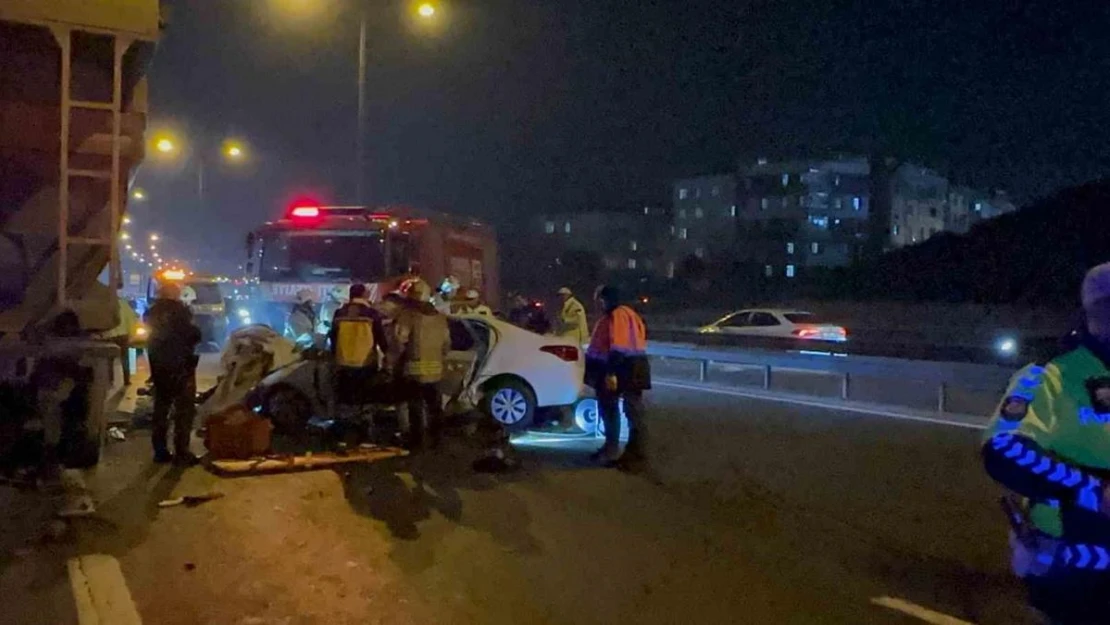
(67, 554, 143, 625)
(871, 596, 975, 625)
(655, 380, 987, 430)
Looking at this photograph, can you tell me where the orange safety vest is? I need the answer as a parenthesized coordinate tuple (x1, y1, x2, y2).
(586, 305, 647, 359)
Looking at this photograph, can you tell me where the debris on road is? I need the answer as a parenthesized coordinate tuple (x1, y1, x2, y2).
(158, 492, 225, 508)
(207, 446, 408, 476)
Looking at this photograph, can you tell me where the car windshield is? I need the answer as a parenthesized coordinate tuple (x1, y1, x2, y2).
(783, 312, 828, 324)
(260, 231, 386, 282)
(186, 283, 223, 305)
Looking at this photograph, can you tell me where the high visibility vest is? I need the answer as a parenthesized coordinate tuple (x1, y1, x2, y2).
(334, 318, 376, 368)
(587, 305, 647, 359)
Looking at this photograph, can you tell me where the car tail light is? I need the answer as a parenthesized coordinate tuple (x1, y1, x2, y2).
(792, 328, 820, 339)
(541, 345, 579, 362)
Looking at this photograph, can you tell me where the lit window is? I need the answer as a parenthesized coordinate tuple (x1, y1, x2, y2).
(564, 222, 571, 234)
(711, 185, 720, 197)
(730, 205, 737, 217)
(785, 264, 796, 278)
(764, 265, 773, 277)
(678, 208, 687, 219)
(809, 215, 829, 229)
(760, 198, 769, 210)
(694, 207, 704, 219)
(679, 227, 688, 240)
(628, 258, 637, 270)
(786, 242, 795, 255)
(834, 175, 841, 187)
(974, 202, 983, 213)
(643, 206, 650, 215)
(810, 242, 820, 254)
(544, 221, 555, 234)
(853, 197, 861, 211)
(694, 248, 705, 258)
(679, 188, 689, 200)
(782, 173, 790, 187)
(630, 240, 638, 252)
(667, 261, 676, 278)
(670, 225, 676, 235)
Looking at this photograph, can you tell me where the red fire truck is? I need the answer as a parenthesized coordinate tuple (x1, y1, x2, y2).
(244, 200, 499, 329)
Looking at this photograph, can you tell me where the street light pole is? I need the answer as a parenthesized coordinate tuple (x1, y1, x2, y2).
(356, 8, 368, 205)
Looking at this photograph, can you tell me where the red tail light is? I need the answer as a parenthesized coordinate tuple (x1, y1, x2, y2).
(540, 345, 579, 362)
(792, 328, 820, 339)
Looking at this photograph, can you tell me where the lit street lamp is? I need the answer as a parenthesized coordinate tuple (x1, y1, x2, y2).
(150, 233, 160, 241)
(156, 138, 175, 153)
(131, 189, 145, 201)
(272, 1, 440, 204)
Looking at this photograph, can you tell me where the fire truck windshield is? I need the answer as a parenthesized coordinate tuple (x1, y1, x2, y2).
(260, 231, 386, 282)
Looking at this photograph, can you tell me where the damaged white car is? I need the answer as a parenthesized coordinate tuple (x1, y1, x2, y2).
(200, 315, 587, 433)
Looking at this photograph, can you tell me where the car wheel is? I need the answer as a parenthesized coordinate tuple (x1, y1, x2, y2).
(574, 397, 628, 438)
(264, 386, 312, 434)
(482, 379, 535, 432)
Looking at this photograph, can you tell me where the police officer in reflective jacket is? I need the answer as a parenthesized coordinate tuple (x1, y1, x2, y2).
(983, 262, 1110, 624)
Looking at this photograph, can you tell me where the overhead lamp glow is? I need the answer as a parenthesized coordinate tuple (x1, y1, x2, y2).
(417, 3, 436, 18)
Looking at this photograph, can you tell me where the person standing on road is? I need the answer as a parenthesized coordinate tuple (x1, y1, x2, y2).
(388, 280, 451, 452)
(982, 262, 1110, 624)
(557, 287, 588, 345)
(585, 285, 651, 471)
(329, 283, 388, 411)
(100, 296, 139, 386)
(458, 289, 492, 316)
(144, 282, 202, 465)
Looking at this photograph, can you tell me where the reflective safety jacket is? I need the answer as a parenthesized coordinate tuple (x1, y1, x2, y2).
(982, 339, 1110, 548)
(559, 296, 589, 345)
(389, 300, 451, 383)
(585, 305, 650, 392)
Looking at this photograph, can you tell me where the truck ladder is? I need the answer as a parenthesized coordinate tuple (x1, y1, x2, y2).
(51, 26, 131, 307)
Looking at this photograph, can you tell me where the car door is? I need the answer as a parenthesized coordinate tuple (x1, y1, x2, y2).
(716, 311, 754, 335)
(747, 311, 786, 337)
(442, 318, 481, 400)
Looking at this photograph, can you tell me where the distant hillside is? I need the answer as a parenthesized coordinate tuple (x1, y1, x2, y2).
(819, 181, 1110, 305)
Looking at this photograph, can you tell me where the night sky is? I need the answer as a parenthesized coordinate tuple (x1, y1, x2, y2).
(133, 0, 1110, 273)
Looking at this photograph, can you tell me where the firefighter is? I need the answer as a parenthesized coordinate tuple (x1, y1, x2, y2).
(388, 280, 451, 452)
(144, 282, 202, 464)
(286, 288, 319, 347)
(585, 284, 651, 472)
(329, 283, 387, 411)
(982, 262, 1110, 624)
(458, 289, 492, 316)
(557, 287, 588, 345)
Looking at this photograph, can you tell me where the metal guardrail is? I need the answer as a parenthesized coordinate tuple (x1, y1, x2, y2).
(647, 341, 1017, 414)
(650, 327, 1060, 367)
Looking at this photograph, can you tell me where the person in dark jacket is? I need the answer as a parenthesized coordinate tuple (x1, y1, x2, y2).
(328, 283, 388, 408)
(143, 282, 202, 464)
(585, 284, 651, 471)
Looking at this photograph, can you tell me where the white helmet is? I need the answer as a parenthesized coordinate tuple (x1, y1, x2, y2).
(179, 285, 197, 306)
(465, 289, 480, 300)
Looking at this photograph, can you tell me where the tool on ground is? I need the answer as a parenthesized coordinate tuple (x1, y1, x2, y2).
(158, 492, 225, 508)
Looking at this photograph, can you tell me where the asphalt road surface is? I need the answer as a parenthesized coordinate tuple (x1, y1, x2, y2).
(0, 375, 1035, 624)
